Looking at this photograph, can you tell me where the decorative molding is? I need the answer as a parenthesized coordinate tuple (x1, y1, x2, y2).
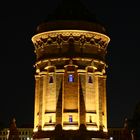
(32, 30, 110, 52)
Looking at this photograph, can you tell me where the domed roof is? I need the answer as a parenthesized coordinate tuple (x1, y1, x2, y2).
(47, 0, 98, 22)
(36, 0, 106, 34)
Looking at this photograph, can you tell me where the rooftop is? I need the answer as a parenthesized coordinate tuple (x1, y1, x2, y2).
(36, 0, 106, 34)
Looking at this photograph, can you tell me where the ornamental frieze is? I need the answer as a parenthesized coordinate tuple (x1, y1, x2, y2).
(32, 30, 110, 51)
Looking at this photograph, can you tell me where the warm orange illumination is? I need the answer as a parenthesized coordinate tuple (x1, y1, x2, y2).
(33, 128, 38, 132)
(63, 126, 79, 130)
(32, 29, 109, 133)
(42, 126, 55, 131)
(31, 30, 110, 43)
(86, 127, 99, 131)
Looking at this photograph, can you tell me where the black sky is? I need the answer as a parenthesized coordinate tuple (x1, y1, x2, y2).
(0, 0, 140, 128)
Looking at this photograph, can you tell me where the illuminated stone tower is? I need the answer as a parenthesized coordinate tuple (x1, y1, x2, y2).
(31, 0, 110, 139)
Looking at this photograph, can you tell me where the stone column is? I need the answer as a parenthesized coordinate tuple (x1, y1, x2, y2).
(95, 75, 99, 130)
(43, 66, 56, 130)
(103, 76, 107, 132)
(41, 73, 47, 129)
(62, 65, 79, 130)
(34, 75, 40, 131)
(98, 75, 107, 131)
(38, 74, 44, 130)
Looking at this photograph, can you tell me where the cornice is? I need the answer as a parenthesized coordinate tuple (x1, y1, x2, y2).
(32, 30, 110, 52)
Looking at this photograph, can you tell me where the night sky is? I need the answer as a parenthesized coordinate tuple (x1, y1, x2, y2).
(0, 0, 140, 128)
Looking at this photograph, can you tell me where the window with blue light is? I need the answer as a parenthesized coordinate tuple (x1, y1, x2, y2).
(69, 115, 73, 123)
(68, 74, 74, 82)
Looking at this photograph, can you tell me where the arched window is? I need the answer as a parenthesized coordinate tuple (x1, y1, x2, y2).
(49, 116, 52, 123)
(89, 116, 92, 123)
(69, 115, 73, 123)
(88, 76, 93, 83)
(49, 76, 53, 83)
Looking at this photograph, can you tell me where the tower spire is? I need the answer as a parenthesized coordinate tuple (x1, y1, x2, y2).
(8, 118, 19, 140)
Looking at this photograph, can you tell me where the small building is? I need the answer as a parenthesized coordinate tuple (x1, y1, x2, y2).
(0, 119, 33, 140)
(0, 127, 33, 140)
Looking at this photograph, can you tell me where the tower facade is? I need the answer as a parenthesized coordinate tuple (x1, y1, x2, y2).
(31, 1, 110, 139)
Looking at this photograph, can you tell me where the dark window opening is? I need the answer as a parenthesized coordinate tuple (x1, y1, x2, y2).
(88, 76, 93, 83)
(49, 76, 53, 83)
(89, 116, 92, 123)
(49, 116, 52, 123)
